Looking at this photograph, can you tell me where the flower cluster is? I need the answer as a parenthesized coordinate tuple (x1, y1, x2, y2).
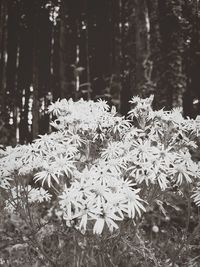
(59, 165, 145, 234)
(5, 186, 52, 213)
(49, 98, 131, 140)
(1, 95, 200, 234)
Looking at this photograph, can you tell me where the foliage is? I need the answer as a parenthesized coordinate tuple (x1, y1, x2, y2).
(0, 95, 200, 266)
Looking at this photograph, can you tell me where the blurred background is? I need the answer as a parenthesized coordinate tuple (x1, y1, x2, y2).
(0, 0, 200, 146)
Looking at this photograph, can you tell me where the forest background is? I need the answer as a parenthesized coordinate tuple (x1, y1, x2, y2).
(0, 0, 200, 146)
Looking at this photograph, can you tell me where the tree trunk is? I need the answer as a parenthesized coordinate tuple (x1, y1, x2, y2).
(133, 0, 149, 96)
(0, 0, 8, 122)
(32, 5, 39, 140)
(157, 0, 185, 109)
(59, 0, 77, 99)
(6, 0, 19, 145)
(147, 0, 161, 108)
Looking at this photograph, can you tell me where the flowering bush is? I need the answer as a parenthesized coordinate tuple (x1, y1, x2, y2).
(1, 95, 200, 266)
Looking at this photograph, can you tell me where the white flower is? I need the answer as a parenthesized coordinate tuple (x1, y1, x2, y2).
(97, 99, 109, 111)
(129, 139, 157, 162)
(52, 154, 76, 177)
(128, 95, 154, 119)
(101, 142, 124, 160)
(93, 124, 106, 142)
(156, 145, 175, 167)
(123, 188, 146, 218)
(48, 99, 62, 116)
(157, 172, 169, 191)
(93, 200, 122, 234)
(28, 187, 52, 203)
(34, 166, 60, 187)
(191, 188, 200, 206)
(168, 163, 194, 185)
(129, 161, 157, 185)
(124, 127, 145, 142)
(73, 200, 100, 232)
(170, 107, 184, 125)
(66, 131, 86, 146)
(112, 117, 131, 134)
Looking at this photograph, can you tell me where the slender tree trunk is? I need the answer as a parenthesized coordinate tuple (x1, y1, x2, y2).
(52, 23, 60, 101)
(147, 0, 161, 108)
(85, 14, 91, 100)
(133, 0, 149, 96)
(6, 0, 19, 145)
(157, 0, 185, 109)
(183, 0, 200, 117)
(59, 0, 68, 99)
(32, 57, 39, 139)
(120, 0, 132, 115)
(111, 0, 122, 110)
(32, 8, 39, 140)
(0, 0, 8, 122)
(59, 0, 77, 99)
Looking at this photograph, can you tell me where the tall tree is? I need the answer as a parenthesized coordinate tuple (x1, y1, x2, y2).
(6, 0, 19, 145)
(183, 0, 200, 117)
(147, 0, 162, 108)
(32, 6, 39, 140)
(0, 0, 8, 123)
(18, 0, 34, 143)
(59, 0, 77, 99)
(133, 0, 149, 96)
(156, 0, 185, 109)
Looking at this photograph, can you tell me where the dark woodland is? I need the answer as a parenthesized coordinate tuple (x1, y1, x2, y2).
(0, 0, 200, 145)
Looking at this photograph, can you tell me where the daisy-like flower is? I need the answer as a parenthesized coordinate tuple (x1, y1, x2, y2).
(93, 124, 106, 142)
(28, 187, 52, 203)
(175, 151, 192, 166)
(48, 99, 62, 116)
(97, 99, 110, 111)
(186, 161, 200, 178)
(34, 134, 55, 150)
(149, 122, 164, 141)
(90, 181, 112, 202)
(121, 178, 136, 190)
(123, 188, 146, 218)
(124, 127, 145, 142)
(130, 139, 157, 162)
(168, 163, 194, 185)
(34, 168, 59, 187)
(185, 115, 200, 137)
(34, 161, 60, 187)
(128, 95, 154, 119)
(59, 186, 83, 220)
(101, 141, 124, 160)
(90, 162, 120, 184)
(107, 194, 127, 219)
(73, 200, 101, 232)
(156, 172, 169, 191)
(93, 199, 123, 234)
(156, 145, 175, 167)
(148, 108, 166, 120)
(129, 162, 157, 186)
(129, 95, 142, 105)
(191, 187, 200, 206)
(169, 107, 184, 126)
(106, 158, 128, 174)
(65, 131, 86, 146)
(52, 154, 76, 177)
(111, 116, 131, 135)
